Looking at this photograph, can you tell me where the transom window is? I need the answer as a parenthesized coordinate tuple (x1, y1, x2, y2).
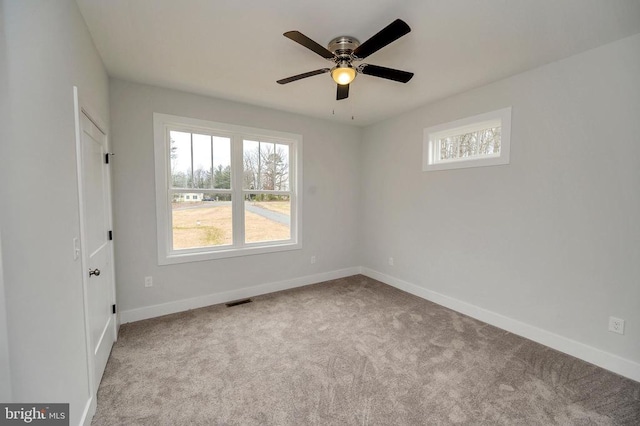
(436, 126, 501, 162)
(423, 107, 511, 171)
(153, 113, 302, 264)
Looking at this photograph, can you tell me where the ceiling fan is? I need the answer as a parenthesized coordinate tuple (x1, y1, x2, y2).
(277, 19, 414, 101)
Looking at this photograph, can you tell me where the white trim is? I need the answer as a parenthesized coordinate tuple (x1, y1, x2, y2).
(79, 395, 96, 426)
(423, 107, 511, 171)
(74, 87, 118, 425)
(73, 87, 97, 408)
(153, 113, 303, 265)
(160, 242, 303, 265)
(120, 267, 360, 324)
(361, 267, 640, 382)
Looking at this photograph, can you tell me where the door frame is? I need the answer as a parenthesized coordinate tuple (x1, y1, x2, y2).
(73, 86, 118, 423)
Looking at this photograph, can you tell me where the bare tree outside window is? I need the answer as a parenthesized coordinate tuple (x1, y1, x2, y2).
(243, 141, 289, 192)
(438, 126, 501, 161)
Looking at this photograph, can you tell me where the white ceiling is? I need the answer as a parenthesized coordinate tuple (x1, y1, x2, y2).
(76, 0, 640, 126)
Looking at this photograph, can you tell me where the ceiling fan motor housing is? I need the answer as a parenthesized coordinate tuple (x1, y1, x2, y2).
(328, 36, 360, 61)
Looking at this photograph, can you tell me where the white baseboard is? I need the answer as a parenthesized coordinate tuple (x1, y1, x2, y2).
(119, 266, 639, 382)
(119, 267, 361, 324)
(361, 267, 640, 383)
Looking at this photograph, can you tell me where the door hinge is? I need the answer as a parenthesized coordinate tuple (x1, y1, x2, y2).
(108, 230, 113, 240)
(105, 153, 114, 164)
(112, 304, 117, 314)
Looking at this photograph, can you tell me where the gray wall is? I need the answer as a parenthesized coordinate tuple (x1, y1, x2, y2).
(109, 79, 361, 313)
(360, 34, 640, 364)
(0, 231, 11, 400)
(0, 0, 109, 422)
(0, 0, 12, 402)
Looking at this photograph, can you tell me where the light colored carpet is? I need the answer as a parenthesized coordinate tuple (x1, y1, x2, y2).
(93, 275, 640, 425)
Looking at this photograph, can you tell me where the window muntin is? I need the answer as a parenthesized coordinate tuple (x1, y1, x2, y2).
(423, 107, 511, 171)
(154, 113, 302, 264)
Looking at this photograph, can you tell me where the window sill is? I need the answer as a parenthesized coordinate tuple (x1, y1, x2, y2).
(423, 155, 509, 171)
(158, 241, 302, 265)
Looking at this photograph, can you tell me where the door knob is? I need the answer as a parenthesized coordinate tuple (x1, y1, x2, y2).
(89, 268, 101, 277)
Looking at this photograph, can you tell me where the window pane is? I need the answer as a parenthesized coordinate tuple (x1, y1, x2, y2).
(459, 132, 476, 158)
(172, 196, 232, 250)
(478, 127, 501, 155)
(192, 134, 212, 189)
(244, 195, 290, 243)
(438, 126, 501, 161)
(243, 140, 260, 190)
(275, 143, 290, 191)
(170, 131, 191, 188)
(212, 136, 231, 189)
(243, 140, 290, 190)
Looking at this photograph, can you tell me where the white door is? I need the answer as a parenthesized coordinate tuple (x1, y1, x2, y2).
(80, 111, 116, 385)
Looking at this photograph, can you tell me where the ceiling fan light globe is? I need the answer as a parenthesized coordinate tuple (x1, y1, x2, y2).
(331, 67, 356, 85)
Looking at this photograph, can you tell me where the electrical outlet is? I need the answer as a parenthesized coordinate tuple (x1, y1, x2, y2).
(310, 256, 316, 264)
(144, 276, 153, 288)
(388, 257, 394, 266)
(608, 316, 625, 335)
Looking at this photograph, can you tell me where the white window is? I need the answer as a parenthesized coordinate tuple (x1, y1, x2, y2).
(423, 107, 511, 171)
(153, 113, 302, 264)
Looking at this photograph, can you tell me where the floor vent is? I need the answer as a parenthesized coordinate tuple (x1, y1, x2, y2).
(225, 298, 252, 307)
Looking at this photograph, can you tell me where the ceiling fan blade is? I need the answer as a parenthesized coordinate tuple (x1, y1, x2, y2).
(353, 19, 411, 59)
(284, 31, 335, 59)
(337, 84, 349, 100)
(359, 64, 414, 83)
(277, 68, 330, 85)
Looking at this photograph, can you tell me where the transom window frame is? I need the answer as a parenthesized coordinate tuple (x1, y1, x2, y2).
(423, 107, 512, 171)
(153, 113, 302, 265)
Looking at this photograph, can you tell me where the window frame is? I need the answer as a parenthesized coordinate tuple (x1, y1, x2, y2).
(423, 107, 511, 171)
(153, 113, 302, 265)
